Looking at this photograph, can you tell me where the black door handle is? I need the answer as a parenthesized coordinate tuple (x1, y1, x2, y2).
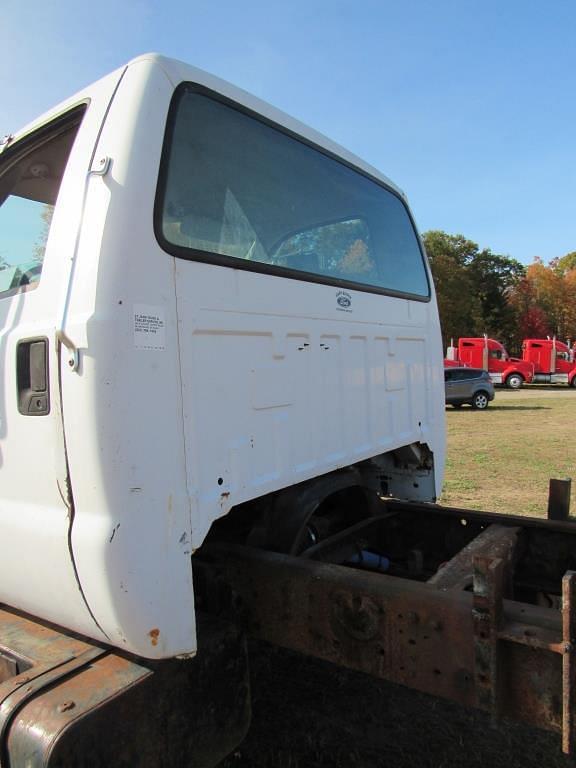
(16, 337, 50, 415)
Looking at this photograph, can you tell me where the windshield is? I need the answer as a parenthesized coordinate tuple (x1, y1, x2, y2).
(157, 88, 430, 299)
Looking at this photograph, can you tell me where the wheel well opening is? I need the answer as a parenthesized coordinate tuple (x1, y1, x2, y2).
(200, 476, 374, 555)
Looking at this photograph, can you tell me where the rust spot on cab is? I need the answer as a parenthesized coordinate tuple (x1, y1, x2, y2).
(221, 492, 230, 500)
(149, 628, 160, 646)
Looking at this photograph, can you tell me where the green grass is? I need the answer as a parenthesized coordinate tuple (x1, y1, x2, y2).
(440, 391, 576, 517)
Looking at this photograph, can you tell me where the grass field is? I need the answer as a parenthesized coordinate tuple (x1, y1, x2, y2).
(440, 386, 576, 517)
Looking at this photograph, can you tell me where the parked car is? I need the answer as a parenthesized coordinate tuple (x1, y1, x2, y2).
(444, 367, 495, 410)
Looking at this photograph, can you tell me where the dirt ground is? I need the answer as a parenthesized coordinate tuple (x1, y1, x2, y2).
(220, 642, 571, 768)
(219, 387, 576, 768)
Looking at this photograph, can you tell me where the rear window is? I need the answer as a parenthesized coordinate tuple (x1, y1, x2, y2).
(459, 369, 485, 380)
(156, 87, 430, 299)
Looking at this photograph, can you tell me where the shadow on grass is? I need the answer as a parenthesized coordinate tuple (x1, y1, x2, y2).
(490, 404, 550, 411)
(446, 405, 550, 412)
(524, 385, 575, 391)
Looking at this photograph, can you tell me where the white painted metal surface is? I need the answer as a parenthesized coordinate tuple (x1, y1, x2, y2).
(0, 55, 445, 659)
(0, 66, 127, 645)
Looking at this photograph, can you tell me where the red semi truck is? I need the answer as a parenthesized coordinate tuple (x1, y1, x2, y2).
(522, 338, 576, 386)
(445, 336, 534, 388)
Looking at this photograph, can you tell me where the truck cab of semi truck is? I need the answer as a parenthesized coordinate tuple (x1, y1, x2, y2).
(446, 336, 533, 388)
(521, 338, 576, 386)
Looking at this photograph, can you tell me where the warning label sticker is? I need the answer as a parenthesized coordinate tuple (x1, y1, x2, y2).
(134, 305, 166, 351)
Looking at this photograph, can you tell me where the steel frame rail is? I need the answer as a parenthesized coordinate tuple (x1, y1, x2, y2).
(196, 498, 576, 757)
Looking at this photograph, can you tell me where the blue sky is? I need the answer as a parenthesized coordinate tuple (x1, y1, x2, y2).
(1, 0, 574, 265)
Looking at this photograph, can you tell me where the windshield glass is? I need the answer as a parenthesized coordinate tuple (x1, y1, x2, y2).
(157, 89, 430, 299)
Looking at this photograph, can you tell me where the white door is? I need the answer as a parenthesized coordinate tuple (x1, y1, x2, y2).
(0, 69, 126, 640)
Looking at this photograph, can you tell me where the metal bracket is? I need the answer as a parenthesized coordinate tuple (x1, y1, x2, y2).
(89, 155, 111, 176)
(473, 555, 504, 722)
(55, 330, 80, 372)
(429, 524, 519, 592)
(0, 647, 105, 764)
(66, 348, 80, 372)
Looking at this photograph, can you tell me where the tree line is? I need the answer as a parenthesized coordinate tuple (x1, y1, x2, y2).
(423, 230, 576, 355)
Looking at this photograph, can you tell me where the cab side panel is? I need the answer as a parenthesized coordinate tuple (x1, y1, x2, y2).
(60, 61, 196, 658)
(175, 270, 444, 546)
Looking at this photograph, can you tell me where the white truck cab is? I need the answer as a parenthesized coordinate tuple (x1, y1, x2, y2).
(0, 54, 445, 659)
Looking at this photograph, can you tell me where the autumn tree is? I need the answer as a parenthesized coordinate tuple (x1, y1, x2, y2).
(466, 250, 524, 350)
(555, 251, 576, 275)
(422, 231, 525, 349)
(507, 277, 552, 341)
(563, 269, 576, 340)
(529, 260, 566, 334)
(422, 231, 481, 345)
(507, 258, 573, 341)
(505, 251, 576, 343)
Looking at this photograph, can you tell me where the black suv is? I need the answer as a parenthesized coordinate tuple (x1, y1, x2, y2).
(444, 367, 495, 410)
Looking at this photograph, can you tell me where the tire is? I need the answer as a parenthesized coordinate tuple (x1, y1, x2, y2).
(471, 391, 490, 410)
(506, 373, 524, 389)
(452, 403, 463, 409)
(570, 377, 576, 388)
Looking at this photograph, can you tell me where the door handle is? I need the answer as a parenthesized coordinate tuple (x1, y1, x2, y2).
(16, 337, 50, 415)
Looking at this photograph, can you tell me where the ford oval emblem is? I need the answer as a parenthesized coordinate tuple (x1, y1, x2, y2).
(337, 292, 351, 308)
